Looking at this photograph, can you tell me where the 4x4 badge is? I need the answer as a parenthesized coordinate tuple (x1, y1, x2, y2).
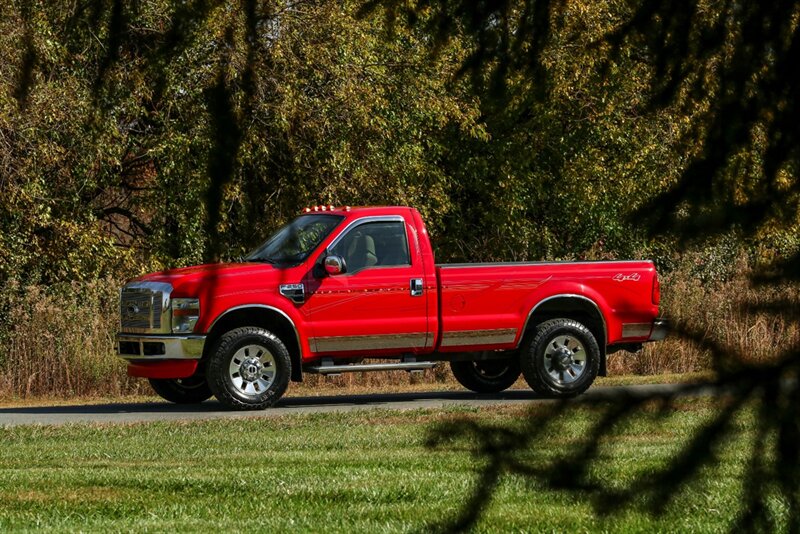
(613, 273, 640, 282)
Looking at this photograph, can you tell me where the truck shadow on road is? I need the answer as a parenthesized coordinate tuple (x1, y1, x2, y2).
(0, 389, 545, 416)
(0, 386, 687, 426)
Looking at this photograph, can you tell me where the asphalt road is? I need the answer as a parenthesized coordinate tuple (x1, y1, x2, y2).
(0, 383, 705, 427)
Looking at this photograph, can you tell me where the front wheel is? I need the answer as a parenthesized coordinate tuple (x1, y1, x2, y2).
(521, 318, 600, 398)
(148, 375, 213, 404)
(450, 357, 521, 393)
(206, 327, 292, 410)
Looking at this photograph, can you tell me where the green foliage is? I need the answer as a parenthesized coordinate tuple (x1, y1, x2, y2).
(1, 0, 797, 279)
(0, 0, 488, 278)
(430, 1, 694, 262)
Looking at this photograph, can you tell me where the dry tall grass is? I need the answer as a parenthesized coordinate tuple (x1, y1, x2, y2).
(608, 259, 800, 375)
(0, 279, 147, 399)
(1, 263, 796, 400)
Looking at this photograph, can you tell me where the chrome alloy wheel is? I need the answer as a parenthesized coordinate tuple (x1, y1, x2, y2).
(228, 344, 276, 397)
(543, 335, 587, 385)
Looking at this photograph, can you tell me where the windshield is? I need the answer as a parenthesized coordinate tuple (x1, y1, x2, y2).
(245, 214, 343, 265)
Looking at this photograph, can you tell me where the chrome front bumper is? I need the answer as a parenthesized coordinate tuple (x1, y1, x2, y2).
(116, 334, 206, 360)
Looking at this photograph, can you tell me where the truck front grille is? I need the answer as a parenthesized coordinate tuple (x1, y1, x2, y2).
(120, 286, 168, 331)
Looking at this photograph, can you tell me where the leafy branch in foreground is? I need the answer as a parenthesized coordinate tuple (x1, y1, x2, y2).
(425, 320, 800, 532)
(359, 1, 799, 530)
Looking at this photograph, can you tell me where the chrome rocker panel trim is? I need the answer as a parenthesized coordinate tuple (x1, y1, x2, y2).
(309, 332, 429, 353)
(621, 323, 653, 338)
(440, 328, 518, 348)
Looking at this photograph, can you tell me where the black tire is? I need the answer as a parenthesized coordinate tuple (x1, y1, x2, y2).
(521, 318, 600, 397)
(206, 326, 291, 410)
(450, 357, 521, 393)
(148, 375, 213, 404)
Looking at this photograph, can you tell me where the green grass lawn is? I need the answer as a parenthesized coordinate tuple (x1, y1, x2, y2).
(0, 401, 774, 532)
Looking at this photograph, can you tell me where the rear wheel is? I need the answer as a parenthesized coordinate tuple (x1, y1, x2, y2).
(450, 357, 521, 393)
(148, 375, 213, 404)
(206, 327, 291, 410)
(521, 318, 600, 397)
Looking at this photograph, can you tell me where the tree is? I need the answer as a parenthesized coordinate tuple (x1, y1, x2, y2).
(4, 1, 799, 527)
(362, 0, 800, 531)
(1, 0, 485, 282)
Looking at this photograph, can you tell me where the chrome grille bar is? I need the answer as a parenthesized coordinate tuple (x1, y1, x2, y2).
(119, 281, 172, 333)
(120, 290, 155, 329)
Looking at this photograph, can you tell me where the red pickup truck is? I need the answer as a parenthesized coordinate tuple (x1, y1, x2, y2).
(117, 206, 666, 409)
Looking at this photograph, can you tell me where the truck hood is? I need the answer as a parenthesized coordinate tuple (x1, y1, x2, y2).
(131, 262, 284, 298)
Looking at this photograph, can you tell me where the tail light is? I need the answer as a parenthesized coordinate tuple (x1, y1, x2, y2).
(652, 272, 661, 305)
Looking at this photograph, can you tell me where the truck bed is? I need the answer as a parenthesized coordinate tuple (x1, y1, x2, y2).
(435, 260, 659, 351)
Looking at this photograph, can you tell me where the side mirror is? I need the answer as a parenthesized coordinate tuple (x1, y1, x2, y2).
(324, 255, 347, 275)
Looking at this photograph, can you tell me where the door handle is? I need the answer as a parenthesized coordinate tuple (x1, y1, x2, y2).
(410, 278, 424, 297)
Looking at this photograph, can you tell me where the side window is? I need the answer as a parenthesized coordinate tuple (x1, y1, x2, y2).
(330, 221, 411, 273)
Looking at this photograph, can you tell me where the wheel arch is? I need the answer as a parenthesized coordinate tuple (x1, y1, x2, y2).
(520, 294, 608, 376)
(204, 305, 304, 382)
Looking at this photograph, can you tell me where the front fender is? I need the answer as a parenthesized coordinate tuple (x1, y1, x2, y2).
(198, 295, 310, 357)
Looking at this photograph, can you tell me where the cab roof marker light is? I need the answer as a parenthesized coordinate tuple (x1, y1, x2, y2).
(306, 205, 349, 213)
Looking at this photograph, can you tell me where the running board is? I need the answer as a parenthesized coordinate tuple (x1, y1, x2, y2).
(306, 360, 437, 376)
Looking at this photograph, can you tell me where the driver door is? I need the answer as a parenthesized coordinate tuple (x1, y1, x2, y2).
(303, 216, 430, 355)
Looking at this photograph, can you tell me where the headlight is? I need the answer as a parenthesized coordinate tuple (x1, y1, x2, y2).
(171, 298, 200, 333)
